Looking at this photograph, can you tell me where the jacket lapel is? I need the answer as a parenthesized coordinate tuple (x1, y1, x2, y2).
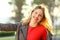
(21, 24, 28, 40)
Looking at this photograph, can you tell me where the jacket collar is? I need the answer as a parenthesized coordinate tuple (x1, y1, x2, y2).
(21, 24, 28, 40)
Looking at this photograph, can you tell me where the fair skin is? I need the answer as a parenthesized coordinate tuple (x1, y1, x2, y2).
(29, 9, 44, 27)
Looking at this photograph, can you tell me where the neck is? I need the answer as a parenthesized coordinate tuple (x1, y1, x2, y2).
(29, 21, 38, 27)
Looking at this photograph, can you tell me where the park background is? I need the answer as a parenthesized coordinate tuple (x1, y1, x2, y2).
(0, 0, 60, 40)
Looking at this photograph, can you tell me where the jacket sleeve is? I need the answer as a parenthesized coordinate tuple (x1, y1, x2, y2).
(0, 23, 20, 31)
(46, 30, 53, 40)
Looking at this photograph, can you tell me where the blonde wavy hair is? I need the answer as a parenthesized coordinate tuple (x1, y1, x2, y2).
(21, 4, 53, 34)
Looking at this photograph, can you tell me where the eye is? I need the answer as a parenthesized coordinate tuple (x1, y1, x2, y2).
(35, 12, 37, 14)
(38, 14, 42, 17)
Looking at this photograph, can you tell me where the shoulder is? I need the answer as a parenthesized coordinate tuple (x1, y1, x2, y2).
(39, 24, 47, 33)
(40, 24, 47, 30)
(17, 21, 28, 26)
(17, 22, 28, 29)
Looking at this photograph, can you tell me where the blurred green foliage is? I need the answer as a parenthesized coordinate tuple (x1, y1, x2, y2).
(0, 31, 15, 37)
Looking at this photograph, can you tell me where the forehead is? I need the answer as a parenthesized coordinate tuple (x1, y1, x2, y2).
(34, 9, 43, 13)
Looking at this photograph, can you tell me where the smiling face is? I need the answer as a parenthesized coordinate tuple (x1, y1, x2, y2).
(31, 8, 44, 24)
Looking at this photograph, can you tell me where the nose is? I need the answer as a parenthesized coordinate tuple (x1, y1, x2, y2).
(35, 14, 39, 18)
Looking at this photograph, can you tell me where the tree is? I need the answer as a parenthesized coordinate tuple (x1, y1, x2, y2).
(14, 0, 25, 22)
(11, 0, 25, 22)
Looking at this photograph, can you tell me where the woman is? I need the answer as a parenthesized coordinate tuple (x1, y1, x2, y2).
(16, 5, 53, 40)
(0, 5, 53, 40)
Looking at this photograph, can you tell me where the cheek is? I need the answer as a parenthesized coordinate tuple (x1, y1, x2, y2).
(31, 13, 35, 18)
(39, 17, 43, 21)
(40, 14, 44, 20)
